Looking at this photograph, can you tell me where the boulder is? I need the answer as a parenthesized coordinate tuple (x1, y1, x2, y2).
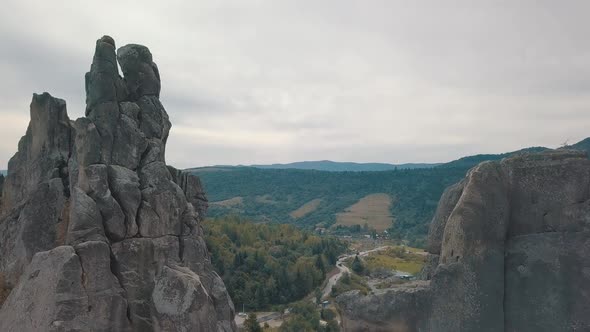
(117, 44, 161, 100)
(0, 246, 89, 332)
(336, 285, 430, 332)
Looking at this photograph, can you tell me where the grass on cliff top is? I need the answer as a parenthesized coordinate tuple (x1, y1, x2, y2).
(363, 246, 426, 275)
(330, 272, 370, 298)
(344, 246, 426, 275)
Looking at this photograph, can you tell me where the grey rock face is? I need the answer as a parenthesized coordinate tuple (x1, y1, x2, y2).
(85, 36, 127, 113)
(504, 232, 590, 331)
(338, 150, 590, 332)
(426, 180, 464, 255)
(431, 151, 590, 332)
(108, 165, 141, 237)
(2, 92, 71, 210)
(336, 285, 431, 332)
(0, 36, 236, 331)
(169, 166, 209, 220)
(0, 178, 68, 287)
(0, 174, 4, 212)
(117, 44, 161, 100)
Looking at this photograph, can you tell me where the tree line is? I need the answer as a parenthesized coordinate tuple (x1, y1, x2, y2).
(204, 216, 347, 310)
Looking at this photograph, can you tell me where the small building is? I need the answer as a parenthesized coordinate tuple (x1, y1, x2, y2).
(397, 273, 414, 280)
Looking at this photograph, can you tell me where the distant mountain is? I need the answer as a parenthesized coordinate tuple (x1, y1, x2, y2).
(0, 170, 6, 176)
(249, 160, 440, 172)
(566, 137, 590, 154)
(189, 137, 589, 247)
(438, 147, 550, 169)
(439, 138, 589, 169)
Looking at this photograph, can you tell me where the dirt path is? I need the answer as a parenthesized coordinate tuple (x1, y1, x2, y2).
(321, 246, 391, 299)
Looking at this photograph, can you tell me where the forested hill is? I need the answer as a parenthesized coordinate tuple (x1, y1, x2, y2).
(194, 166, 466, 246)
(250, 160, 440, 171)
(204, 216, 346, 310)
(191, 138, 589, 247)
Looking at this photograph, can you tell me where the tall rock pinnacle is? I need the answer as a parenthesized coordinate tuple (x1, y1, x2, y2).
(0, 36, 235, 332)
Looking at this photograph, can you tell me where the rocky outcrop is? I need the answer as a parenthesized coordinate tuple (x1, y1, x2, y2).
(0, 36, 236, 331)
(337, 284, 431, 332)
(337, 150, 590, 332)
(0, 174, 4, 217)
(429, 150, 590, 332)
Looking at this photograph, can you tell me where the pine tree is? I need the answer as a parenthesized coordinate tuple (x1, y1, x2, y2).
(244, 313, 262, 332)
(351, 255, 365, 274)
(315, 255, 325, 273)
(315, 287, 323, 304)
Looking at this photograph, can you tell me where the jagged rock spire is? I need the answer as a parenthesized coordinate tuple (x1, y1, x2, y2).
(0, 36, 235, 332)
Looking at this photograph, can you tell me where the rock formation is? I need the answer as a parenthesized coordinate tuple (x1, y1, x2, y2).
(336, 282, 430, 331)
(337, 150, 590, 332)
(0, 36, 235, 332)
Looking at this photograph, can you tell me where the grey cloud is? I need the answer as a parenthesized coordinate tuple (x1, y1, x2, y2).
(0, 1, 589, 169)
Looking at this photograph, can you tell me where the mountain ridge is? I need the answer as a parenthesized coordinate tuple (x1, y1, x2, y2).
(250, 160, 440, 172)
(187, 138, 589, 172)
(190, 137, 589, 247)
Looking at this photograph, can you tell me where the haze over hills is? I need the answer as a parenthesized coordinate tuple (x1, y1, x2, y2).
(187, 139, 589, 174)
(250, 160, 440, 172)
(190, 138, 589, 247)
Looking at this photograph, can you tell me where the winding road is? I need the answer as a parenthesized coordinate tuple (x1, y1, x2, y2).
(321, 246, 390, 299)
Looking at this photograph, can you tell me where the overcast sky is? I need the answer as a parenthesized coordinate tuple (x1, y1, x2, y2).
(1, 1, 589, 169)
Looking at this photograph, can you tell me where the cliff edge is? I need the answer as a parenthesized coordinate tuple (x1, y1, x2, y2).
(338, 149, 590, 332)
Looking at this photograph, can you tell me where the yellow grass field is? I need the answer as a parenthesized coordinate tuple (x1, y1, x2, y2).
(363, 246, 426, 275)
(335, 193, 393, 232)
(290, 199, 322, 218)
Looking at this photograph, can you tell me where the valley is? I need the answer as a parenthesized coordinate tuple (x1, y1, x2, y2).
(1, 4, 588, 331)
(192, 138, 590, 248)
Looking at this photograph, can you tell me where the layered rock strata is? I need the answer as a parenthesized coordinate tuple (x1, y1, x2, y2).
(0, 36, 235, 332)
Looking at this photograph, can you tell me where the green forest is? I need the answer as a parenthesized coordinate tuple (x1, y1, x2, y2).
(204, 216, 347, 311)
(192, 141, 590, 247)
(196, 167, 466, 246)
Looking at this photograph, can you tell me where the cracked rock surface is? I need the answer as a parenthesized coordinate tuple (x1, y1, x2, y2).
(0, 36, 235, 332)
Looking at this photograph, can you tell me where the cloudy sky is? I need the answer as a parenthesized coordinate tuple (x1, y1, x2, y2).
(1, 1, 589, 168)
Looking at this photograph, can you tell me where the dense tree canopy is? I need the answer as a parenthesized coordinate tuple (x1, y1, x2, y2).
(244, 313, 262, 332)
(195, 167, 467, 246)
(204, 216, 347, 310)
